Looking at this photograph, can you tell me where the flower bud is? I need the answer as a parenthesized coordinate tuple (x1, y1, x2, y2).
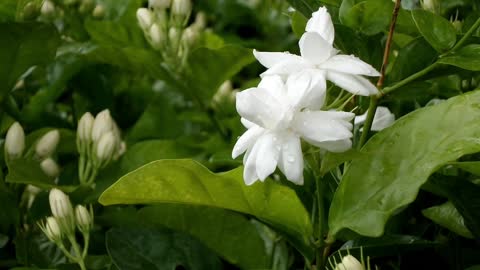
(193, 12, 207, 30)
(149, 0, 171, 9)
(45, 217, 62, 241)
(35, 130, 60, 158)
(136, 8, 153, 30)
(91, 109, 114, 142)
(421, 0, 439, 13)
(213, 80, 233, 104)
(150, 24, 165, 48)
(171, 0, 191, 16)
(49, 188, 75, 234)
(181, 26, 198, 46)
(49, 188, 73, 218)
(79, 0, 94, 14)
(335, 255, 364, 270)
(23, 2, 39, 20)
(77, 112, 94, 142)
(96, 131, 116, 162)
(168, 27, 180, 50)
(5, 122, 25, 159)
(41, 0, 55, 17)
(41, 158, 60, 178)
(92, 4, 105, 18)
(75, 205, 92, 232)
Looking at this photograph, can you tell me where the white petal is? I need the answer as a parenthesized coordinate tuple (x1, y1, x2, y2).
(236, 87, 284, 129)
(321, 54, 380, 76)
(306, 7, 335, 45)
(241, 118, 255, 128)
(255, 133, 280, 181)
(258, 75, 288, 104)
(232, 125, 264, 158)
(326, 71, 379, 96)
(293, 111, 354, 143)
(277, 134, 304, 185)
(261, 58, 308, 78)
(243, 144, 260, 185)
(253, 50, 301, 68)
(314, 139, 352, 153)
(371, 107, 395, 131)
(354, 112, 367, 126)
(286, 70, 326, 110)
(299, 32, 336, 65)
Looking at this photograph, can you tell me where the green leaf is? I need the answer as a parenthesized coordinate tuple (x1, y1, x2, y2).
(329, 90, 480, 238)
(106, 227, 222, 270)
(286, 0, 321, 17)
(423, 201, 474, 238)
(0, 23, 60, 103)
(412, 9, 456, 52)
(319, 149, 362, 176)
(99, 159, 314, 259)
(0, 0, 16, 22)
(139, 205, 270, 269)
(339, 0, 393, 35)
(448, 161, 480, 175)
(290, 11, 307, 39)
(6, 158, 56, 188)
(186, 45, 255, 101)
(388, 37, 438, 83)
(439, 44, 480, 71)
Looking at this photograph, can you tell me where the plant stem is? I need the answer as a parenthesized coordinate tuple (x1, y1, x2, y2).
(315, 176, 325, 269)
(358, 0, 401, 148)
(452, 17, 480, 52)
(380, 62, 440, 95)
(67, 234, 87, 270)
(82, 232, 90, 259)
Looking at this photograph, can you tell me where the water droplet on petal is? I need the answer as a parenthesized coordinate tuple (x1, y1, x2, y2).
(287, 155, 295, 163)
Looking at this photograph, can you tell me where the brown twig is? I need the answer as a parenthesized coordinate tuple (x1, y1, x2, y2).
(358, 0, 402, 148)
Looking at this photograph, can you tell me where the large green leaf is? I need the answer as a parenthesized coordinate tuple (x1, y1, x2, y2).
(186, 45, 255, 101)
(139, 205, 270, 269)
(412, 9, 456, 52)
(423, 201, 474, 238)
(287, 0, 322, 17)
(0, 23, 60, 103)
(106, 227, 221, 270)
(329, 90, 480, 237)
(339, 0, 393, 35)
(0, 0, 16, 22)
(439, 45, 480, 71)
(99, 159, 314, 258)
(448, 161, 480, 175)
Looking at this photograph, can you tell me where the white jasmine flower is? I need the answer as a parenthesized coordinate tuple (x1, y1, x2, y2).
(354, 106, 395, 131)
(232, 74, 355, 185)
(77, 112, 94, 142)
(253, 7, 380, 96)
(5, 122, 25, 159)
(75, 205, 92, 232)
(136, 8, 153, 30)
(335, 255, 364, 270)
(44, 217, 62, 241)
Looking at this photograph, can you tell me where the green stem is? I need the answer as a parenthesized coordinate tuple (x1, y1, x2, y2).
(82, 232, 90, 259)
(315, 176, 325, 269)
(67, 234, 87, 270)
(452, 17, 480, 52)
(380, 62, 440, 96)
(358, 97, 378, 148)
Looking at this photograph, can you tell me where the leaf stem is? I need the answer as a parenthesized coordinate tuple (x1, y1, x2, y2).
(359, 0, 402, 148)
(315, 175, 325, 269)
(380, 62, 440, 96)
(452, 17, 480, 52)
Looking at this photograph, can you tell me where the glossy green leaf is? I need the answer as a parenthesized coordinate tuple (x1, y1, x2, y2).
(286, 0, 321, 17)
(106, 227, 221, 270)
(329, 90, 480, 237)
(290, 11, 307, 39)
(439, 45, 480, 71)
(423, 201, 473, 238)
(319, 149, 362, 176)
(339, 0, 393, 35)
(139, 205, 270, 269)
(186, 45, 255, 101)
(448, 161, 480, 175)
(412, 9, 456, 52)
(0, 23, 60, 103)
(99, 159, 314, 258)
(6, 158, 55, 188)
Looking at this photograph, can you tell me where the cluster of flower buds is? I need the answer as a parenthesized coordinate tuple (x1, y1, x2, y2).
(4, 122, 61, 179)
(38, 189, 93, 269)
(77, 109, 125, 186)
(22, 0, 105, 21)
(136, 0, 206, 70)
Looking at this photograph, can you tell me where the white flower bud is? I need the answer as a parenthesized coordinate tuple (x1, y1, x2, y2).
(96, 131, 116, 162)
(26, 185, 42, 195)
(45, 217, 62, 241)
(91, 109, 114, 142)
(213, 80, 233, 104)
(335, 255, 364, 270)
(49, 188, 73, 218)
(41, 158, 60, 178)
(92, 4, 105, 18)
(75, 205, 92, 232)
(150, 24, 165, 47)
(77, 112, 94, 142)
(181, 26, 198, 46)
(41, 0, 55, 16)
(193, 12, 207, 30)
(421, 0, 438, 13)
(149, 0, 171, 9)
(5, 122, 25, 159)
(354, 106, 395, 132)
(35, 130, 60, 158)
(114, 141, 127, 160)
(168, 27, 180, 49)
(171, 0, 191, 16)
(136, 8, 153, 30)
